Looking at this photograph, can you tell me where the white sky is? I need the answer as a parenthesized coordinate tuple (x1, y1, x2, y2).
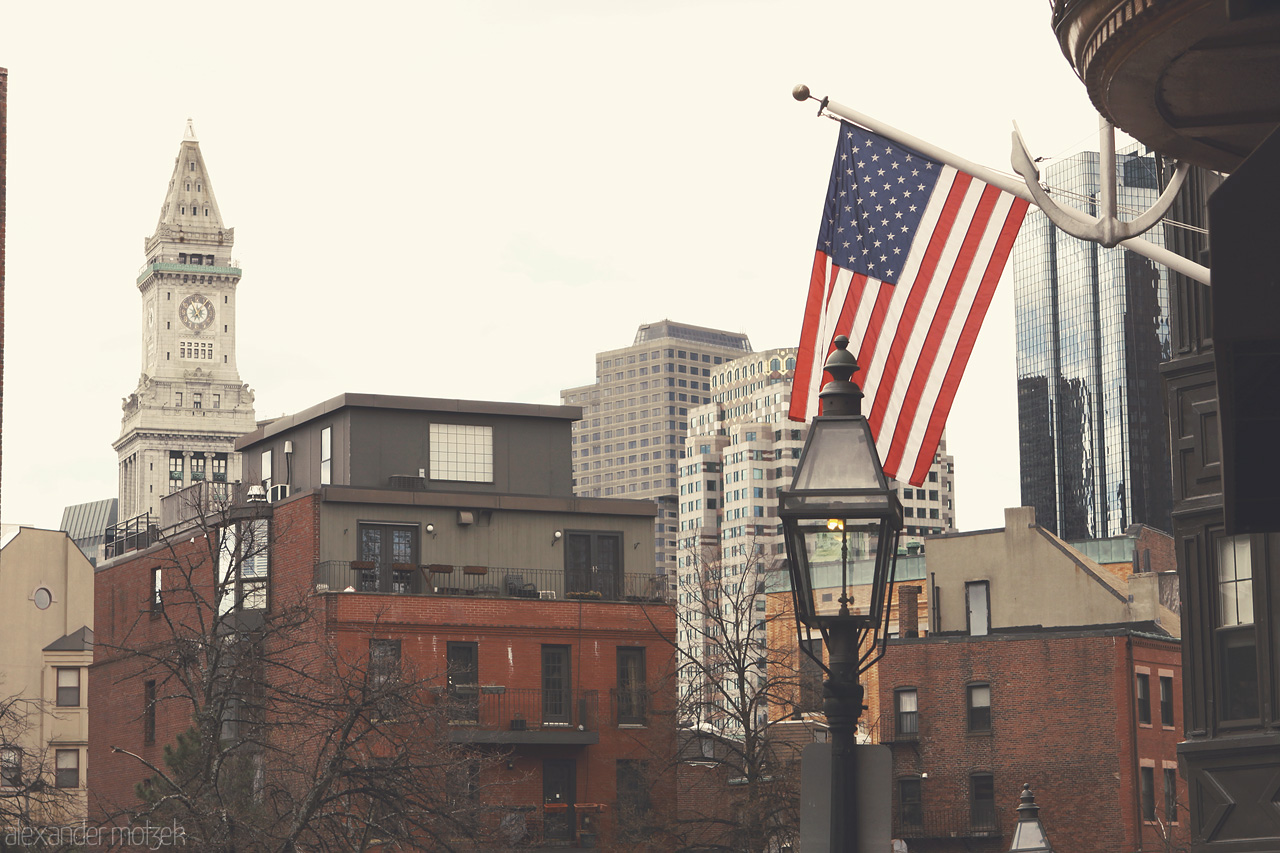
(1, 1, 1109, 532)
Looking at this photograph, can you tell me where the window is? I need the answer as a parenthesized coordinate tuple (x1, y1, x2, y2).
(169, 452, 184, 482)
(192, 393, 202, 409)
(564, 531, 623, 599)
(1140, 766, 1156, 821)
(429, 423, 493, 482)
(190, 455, 206, 482)
(1136, 673, 1151, 724)
(212, 393, 220, 409)
(56, 668, 80, 707)
(966, 581, 990, 636)
(447, 642, 478, 723)
(617, 648, 646, 725)
(357, 523, 418, 593)
(55, 749, 78, 788)
(616, 759, 651, 837)
(369, 639, 402, 721)
(218, 519, 270, 614)
(1160, 675, 1174, 726)
(211, 454, 227, 483)
(151, 565, 163, 612)
(178, 340, 214, 360)
(967, 683, 991, 732)
(898, 777, 923, 829)
(144, 680, 157, 745)
(1, 748, 20, 788)
(1216, 534, 1258, 720)
(970, 773, 995, 831)
(895, 688, 919, 739)
(1164, 767, 1178, 823)
(260, 449, 273, 492)
(320, 426, 332, 485)
(542, 646, 572, 724)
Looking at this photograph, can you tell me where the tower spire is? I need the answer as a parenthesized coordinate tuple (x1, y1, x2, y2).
(153, 121, 225, 235)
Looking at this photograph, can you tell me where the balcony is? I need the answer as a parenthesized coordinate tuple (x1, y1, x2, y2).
(445, 688, 599, 745)
(1050, 0, 1280, 172)
(314, 561, 671, 604)
(866, 715, 922, 744)
(136, 261, 243, 285)
(893, 803, 1002, 839)
(104, 512, 159, 559)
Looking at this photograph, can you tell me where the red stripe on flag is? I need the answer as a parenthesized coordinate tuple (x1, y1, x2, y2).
(882, 184, 1001, 476)
(867, 173, 973, 435)
(788, 251, 833, 422)
(906, 197, 1031, 484)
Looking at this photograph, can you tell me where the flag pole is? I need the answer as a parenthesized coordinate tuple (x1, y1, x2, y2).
(793, 85, 1212, 287)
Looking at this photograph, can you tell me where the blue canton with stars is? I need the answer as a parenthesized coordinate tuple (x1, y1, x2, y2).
(816, 123, 943, 286)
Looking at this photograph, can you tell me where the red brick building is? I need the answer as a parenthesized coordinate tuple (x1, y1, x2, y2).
(879, 627, 1185, 853)
(90, 394, 677, 849)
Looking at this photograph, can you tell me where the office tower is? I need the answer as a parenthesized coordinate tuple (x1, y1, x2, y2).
(1013, 147, 1172, 540)
(561, 320, 752, 575)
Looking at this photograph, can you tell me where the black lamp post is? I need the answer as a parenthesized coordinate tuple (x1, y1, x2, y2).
(778, 335, 903, 853)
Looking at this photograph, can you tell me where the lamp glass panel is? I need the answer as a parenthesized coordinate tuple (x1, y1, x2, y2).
(796, 517, 886, 618)
(791, 419, 882, 492)
(1010, 821, 1048, 851)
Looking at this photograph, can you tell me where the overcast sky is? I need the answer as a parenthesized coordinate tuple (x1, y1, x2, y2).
(1, 1, 1109, 532)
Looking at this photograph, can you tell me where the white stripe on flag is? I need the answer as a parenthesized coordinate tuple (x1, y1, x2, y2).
(872, 171, 985, 460)
(896, 190, 1019, 475)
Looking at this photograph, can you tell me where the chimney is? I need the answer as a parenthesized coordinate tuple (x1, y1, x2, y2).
(899, 585, 923, 638)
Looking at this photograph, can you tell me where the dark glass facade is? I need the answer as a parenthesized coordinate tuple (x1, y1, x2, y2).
(1013, 148, 1173, 540)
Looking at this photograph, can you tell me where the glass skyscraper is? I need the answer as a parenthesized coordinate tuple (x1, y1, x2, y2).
(1013, 147, 1172, 540)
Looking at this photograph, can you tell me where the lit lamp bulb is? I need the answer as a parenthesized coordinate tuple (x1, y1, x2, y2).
(827, 519, 845, 531)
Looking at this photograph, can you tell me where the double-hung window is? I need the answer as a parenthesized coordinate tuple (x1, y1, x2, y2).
(55, 750, 78, 788)
(1136, 673, 1152, 724)
(617, 647, 646, 725)
(1216, 535, 1258, 720)
(898, 777, 923, 829)
(895, 688, 919, 739)
(56, 669, 80, 707)
(967, 683, 991, 732)
(447, 642, 479, 723)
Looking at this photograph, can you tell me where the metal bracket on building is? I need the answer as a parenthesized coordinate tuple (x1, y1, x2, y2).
(1011, 116, 1190, 249)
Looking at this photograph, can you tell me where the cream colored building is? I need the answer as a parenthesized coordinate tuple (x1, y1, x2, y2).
(0, 526, 94, 821)
(114, 121, 256, 522)
(926, 506, 1177, 636)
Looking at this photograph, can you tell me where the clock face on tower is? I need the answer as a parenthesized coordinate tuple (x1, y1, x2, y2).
(179, 294, 215, 332)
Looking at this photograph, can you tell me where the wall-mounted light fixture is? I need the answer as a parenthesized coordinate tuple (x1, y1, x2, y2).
(426, 523, 436, 538)
(552, 530, 563, 545)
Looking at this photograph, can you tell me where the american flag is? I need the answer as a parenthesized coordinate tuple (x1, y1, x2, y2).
(789, 122, 1029, 486)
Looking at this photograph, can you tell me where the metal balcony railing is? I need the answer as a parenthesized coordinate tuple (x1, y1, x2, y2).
(314, 561, 671, 604)
(104, 512, 159, 558)
(445, 687, 598, 731)
(866, 715, 921, 744)
(893, 803, 1002, 839)
(608, 687, 650, 726)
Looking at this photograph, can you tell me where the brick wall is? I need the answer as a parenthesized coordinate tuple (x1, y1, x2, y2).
(877, 629, 1185, 853)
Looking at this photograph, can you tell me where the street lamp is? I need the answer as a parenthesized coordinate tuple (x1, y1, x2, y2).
(1008, 784, 1054, 853)
(778, 335, 903, 853)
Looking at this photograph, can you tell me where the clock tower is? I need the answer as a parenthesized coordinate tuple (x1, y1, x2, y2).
(114, 120, 257, 521)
